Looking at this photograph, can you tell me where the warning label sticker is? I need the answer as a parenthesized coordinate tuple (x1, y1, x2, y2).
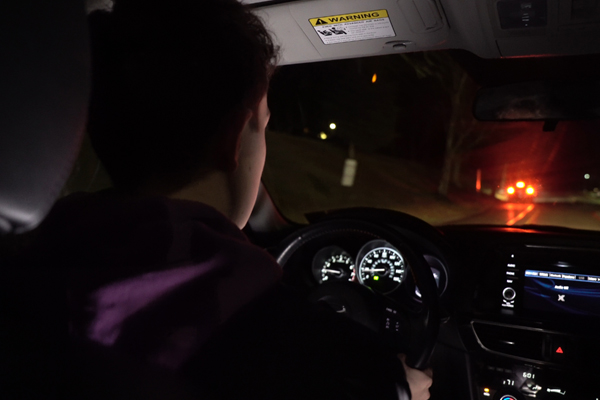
(309, 10, 395, 45)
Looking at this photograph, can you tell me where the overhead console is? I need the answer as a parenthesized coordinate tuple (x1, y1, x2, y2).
(483, 0, 600, 57)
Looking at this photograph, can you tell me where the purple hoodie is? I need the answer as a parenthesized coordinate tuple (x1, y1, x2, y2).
(17, 191, 409, 399)
(24, 190, 281, 370)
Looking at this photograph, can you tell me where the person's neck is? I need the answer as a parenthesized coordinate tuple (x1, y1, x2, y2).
(166, 170, 238, 226)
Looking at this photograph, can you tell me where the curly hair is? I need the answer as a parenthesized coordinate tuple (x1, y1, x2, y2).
(87, 0, 278, 193)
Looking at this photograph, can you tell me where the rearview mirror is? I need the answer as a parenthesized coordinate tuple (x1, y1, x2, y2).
(473, 80, 600, 121)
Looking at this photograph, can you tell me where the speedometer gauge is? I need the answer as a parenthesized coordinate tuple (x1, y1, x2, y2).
(357, 240, 407, 294)
(312, 246, 355, 284)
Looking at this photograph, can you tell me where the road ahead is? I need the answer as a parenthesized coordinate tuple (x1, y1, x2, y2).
(454, 201, 600, 230)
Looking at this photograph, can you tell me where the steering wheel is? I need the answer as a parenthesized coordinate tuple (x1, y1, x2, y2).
(275, 218, 440, 370)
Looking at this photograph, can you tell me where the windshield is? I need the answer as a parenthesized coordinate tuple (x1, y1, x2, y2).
(263, 51, 600, 230)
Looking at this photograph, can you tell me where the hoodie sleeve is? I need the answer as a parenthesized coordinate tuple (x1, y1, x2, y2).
(182, 283, 411, 400)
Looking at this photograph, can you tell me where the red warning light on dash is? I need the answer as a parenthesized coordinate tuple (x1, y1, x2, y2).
(556, 347, 564, 354)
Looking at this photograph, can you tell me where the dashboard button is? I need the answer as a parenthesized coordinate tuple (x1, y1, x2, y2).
(546, 387, 567, 396)
(479, 386, 495, 398)
(551, 337, 569, 362)
(503, 287, 517, 301)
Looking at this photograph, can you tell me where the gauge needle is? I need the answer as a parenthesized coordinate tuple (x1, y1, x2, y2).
(362, 268, 386, 273)
(323, 269, 342, 275)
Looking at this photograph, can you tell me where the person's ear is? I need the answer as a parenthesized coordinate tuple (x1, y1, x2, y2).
(214, 108, 253, 172)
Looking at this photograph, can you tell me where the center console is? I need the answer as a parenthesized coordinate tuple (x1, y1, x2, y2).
(466, 245, 600, 400)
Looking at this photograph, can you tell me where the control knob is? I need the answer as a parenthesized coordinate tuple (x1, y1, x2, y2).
(502, 287, 516, 301)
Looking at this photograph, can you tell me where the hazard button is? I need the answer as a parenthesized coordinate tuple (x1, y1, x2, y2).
(551, 337, 568, 362)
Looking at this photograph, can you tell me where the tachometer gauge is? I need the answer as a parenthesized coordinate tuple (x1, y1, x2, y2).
(356, 240, 407, 294)
(312, 246, 355, 284)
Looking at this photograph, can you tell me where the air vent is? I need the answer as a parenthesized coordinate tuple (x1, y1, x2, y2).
(473, 322, 545, 360)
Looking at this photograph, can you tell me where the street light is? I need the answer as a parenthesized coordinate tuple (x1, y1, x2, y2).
(329, 123, 336, 130)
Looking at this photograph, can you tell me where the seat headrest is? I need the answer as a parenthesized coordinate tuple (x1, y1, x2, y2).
(0, 0, 90, 234)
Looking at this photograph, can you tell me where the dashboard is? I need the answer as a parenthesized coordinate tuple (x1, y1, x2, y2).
(271, 209, 600, 400)
(443, 224, 600, 400)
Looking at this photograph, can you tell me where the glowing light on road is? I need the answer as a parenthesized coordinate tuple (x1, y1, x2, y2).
(526, 187, 535, 195)
(516, 181, 525, 188)
(329, 123, 336, 130)
(585, 173, 591, 179)
(507, 186, 515, 194)
(372, 73, 377, 83)
(320, 132, 327, 140)
(506, 204, 535, 226)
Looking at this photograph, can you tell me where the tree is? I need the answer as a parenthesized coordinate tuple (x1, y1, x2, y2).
(401, 52, 481, 196)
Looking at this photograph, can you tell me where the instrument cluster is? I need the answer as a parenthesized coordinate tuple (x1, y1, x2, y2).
(312, 239, 446, 296)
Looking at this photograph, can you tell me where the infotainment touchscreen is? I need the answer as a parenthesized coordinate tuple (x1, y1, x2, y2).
(523, 269, 600, 317)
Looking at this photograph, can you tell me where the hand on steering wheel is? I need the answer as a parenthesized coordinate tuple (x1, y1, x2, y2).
(399, 354, 433, 400)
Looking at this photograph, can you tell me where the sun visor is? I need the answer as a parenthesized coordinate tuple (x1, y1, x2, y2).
(256, 0, 449, 64)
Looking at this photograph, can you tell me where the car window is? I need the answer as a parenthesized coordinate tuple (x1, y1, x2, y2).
(263, 50, 600, 229)
(60, 133, 113, 197)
